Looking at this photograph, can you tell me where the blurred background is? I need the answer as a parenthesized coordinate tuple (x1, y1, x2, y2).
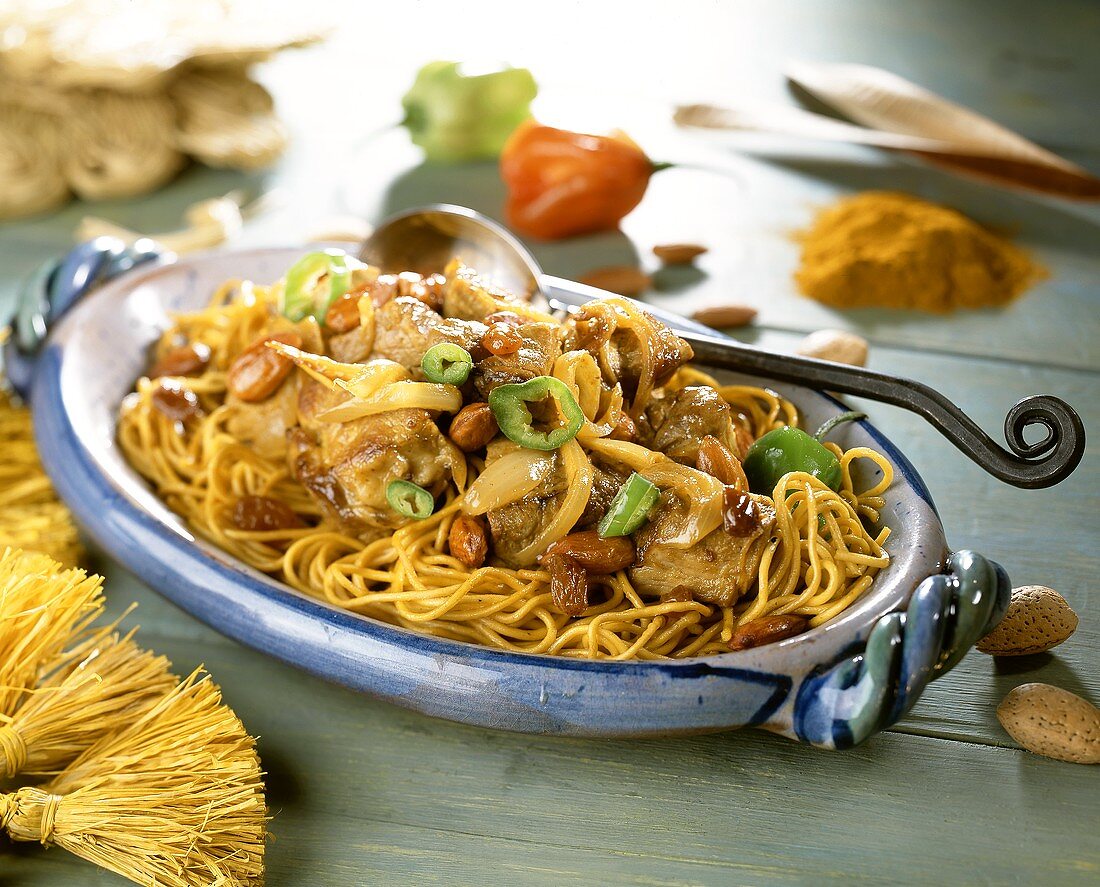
(3, 0, 1099, 363)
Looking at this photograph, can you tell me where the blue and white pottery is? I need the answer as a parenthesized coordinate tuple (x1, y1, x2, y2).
(23, 247, 1010, 747)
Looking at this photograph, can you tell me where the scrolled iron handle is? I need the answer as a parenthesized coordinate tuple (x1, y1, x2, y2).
(679, 331, 1086, 490)
(792, 550, 1011, 749)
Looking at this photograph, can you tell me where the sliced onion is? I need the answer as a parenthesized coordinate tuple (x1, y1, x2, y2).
(510, 439, 594, 565)
(462, 447, 553, 515)
(554, 351, 625, 441)
(267, 342, 364, 390)
(337, 359, 409, 398)
(316, 381, 461, 422)
(587, 437, 724, 548)
(642, 461, 724, 549)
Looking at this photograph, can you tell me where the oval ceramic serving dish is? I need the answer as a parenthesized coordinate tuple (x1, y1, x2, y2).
(26, 248, 1010, 748)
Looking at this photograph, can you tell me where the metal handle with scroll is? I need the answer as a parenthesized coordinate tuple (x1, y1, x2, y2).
(680, 330, 1085, 489)
(354, 204, 1086, 491)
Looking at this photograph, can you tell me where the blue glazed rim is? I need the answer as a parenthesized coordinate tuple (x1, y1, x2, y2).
(24, 246, 1008, 744)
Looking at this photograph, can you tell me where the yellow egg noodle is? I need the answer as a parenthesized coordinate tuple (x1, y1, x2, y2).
(118, 274, 891, 660)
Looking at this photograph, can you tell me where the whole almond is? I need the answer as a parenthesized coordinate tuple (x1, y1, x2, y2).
(653, 243, 708, 265)
(227, 331, 301, 402)
(448, 514, 489, 568)
(729, 614, 808, 651)
(691, 304, 758, 329)
(448, 403, 498, 452)
(977, 585, 1077, 656)
(795, 329, 869, 367)
(580, 266, 651, 297)
(996, 683, 1100, 764)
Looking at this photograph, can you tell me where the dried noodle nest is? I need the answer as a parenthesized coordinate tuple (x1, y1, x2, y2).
(170, 66, 288, 171)
(0, 0, 323, 219)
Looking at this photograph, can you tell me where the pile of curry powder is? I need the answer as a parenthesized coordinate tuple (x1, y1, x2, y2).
(794, 191, 1046, 312)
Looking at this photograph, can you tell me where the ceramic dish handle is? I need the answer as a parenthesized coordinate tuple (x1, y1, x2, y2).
(791, 550, 1011, 749)
(2, 238, 172, 396)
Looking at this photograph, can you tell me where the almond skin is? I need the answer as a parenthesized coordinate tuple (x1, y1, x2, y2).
(795, 329, 869, 367)
(448, 514, 489, 568)
(653, 243, 707, 264)
(977, 585, 1078, 656)
(996, 683, 1100, 764)
(691, 304, 758, 328)
(729, 615, 808, 651)
(580, 266, 651, 297)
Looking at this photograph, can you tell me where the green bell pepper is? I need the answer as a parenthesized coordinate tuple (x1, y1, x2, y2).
(401, 61, 537, 162)
(488, 376, 584, 451)
(743, 411, 866, 495)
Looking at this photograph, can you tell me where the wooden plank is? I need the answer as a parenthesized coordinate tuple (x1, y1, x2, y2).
(5, 631, 1098, 886)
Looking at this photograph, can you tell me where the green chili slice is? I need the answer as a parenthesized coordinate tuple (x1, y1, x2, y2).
(487, 376, 584, 451)
(598, 472, 660, 538)
(385, 479, 435, 520)
(421, 342, 473, 385)
(280, 249, 352, 323)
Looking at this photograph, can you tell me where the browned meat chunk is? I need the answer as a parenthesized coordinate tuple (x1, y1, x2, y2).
(443, 260, 543, 321)
(370, 297, 485, 370)
(613, 316, 693, 397)
(638, 386, 739, 466)
(482, 440, 565, 567)
(563, 301, 693, 404)
(226, 376, 299, 459)
(473, 322, 562, 398)
(328, 325, 373, 363)
(292, 379, 463, 531)
(629, 493, 776, 606)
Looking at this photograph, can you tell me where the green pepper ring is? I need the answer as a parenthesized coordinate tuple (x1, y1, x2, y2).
(281, 250, 352, 323)
(385, 479, 435, 520)
(597, 472, 660, 538)
(487, 376, 585, 451)
(421, 342, 473, 385)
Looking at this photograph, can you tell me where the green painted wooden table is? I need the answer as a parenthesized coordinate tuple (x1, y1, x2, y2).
(3, 2, 1098, 884)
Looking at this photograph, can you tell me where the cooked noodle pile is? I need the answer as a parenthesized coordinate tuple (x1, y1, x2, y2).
(119, 273, 891, 660)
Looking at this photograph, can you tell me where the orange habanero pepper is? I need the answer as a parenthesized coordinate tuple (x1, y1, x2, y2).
(500, 121, 664, 241)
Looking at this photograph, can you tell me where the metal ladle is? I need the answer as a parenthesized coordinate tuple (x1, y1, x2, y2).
(360, 204, 1085, 489)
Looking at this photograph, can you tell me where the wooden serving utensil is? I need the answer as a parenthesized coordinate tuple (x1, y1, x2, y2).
(675, 61, 1100, 200)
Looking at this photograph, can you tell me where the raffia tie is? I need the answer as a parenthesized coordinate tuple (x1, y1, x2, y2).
(0, 788, 64, 845)
(0, 723, 28, 778)
(38, 792, 61, 845)
(0, 792, 14, 832)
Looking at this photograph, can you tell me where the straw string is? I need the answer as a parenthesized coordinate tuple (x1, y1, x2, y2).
(0, 790, 14, 831)
(38, 792, 62, 845)
(0, 721, 28, 776)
